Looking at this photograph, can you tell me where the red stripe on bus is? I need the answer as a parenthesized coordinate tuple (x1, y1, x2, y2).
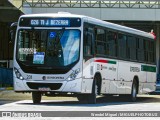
(94, 60, 108, 63)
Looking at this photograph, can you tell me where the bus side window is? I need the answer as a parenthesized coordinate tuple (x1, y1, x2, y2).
(107, 31, 117, 57)
(118, 33, 127, 59)
(84, 29, 93, 56)
(127, 36, 136, 60)
(95, 28, 105, 55)
(137, 38, 144, 62)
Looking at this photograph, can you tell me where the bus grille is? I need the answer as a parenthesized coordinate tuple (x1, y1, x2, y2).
(26, 82, 62, 90)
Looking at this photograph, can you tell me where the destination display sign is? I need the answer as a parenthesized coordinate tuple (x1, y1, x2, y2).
(19, 17, 81, 27)
(30, 19, 70, 26)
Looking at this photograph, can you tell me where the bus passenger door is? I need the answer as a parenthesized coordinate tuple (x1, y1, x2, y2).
(82, 25, 95, 93)
(105, 31, 118, 94)
(107, 62, 118, 94)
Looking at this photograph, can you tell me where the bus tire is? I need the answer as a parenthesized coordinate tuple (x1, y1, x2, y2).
(32, 92, 42, 104)
(130, 81, 137, 102)
(87, 75, 99, 104)
(77, 94, 88, 103)
(77, 95, 83, 101)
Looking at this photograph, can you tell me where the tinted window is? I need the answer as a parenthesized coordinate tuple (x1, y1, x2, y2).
(144, 40, 149, 62)
(107, 31, 117, 57)
(84, 27, 94, 56)
(95, 28, 106, 55)
(148, 41, 155, 63)
(137, 38, 144, 62)
(127, 36, 136, 60)
(118, 33, 127, 59)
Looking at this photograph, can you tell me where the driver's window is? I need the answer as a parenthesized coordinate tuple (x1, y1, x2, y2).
(84, 26, 94, 56)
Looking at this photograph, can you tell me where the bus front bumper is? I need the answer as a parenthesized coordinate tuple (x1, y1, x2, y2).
(14, 77, 89, 93)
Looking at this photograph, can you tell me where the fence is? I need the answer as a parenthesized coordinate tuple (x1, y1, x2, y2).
(0, 67, 13, 87)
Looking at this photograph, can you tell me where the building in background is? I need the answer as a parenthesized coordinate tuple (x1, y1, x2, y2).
(0, 0, 23, 87)
(0, 0, 23, 68)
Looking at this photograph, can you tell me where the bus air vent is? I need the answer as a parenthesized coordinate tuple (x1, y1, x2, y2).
(26, 82, 62, 90)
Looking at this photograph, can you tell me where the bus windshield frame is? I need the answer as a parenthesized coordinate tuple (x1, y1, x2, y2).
(16, 28, 81, 74)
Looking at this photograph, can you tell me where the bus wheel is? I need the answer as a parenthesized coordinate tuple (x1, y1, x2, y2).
(87, 76, 98, 104)
(32, 92, 42, 104)
(77, 94, 88, 103)
(130, 81, 137, 102)
(77, 95, 83, 101)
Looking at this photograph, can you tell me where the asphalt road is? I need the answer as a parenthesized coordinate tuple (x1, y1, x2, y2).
(0, 92, 160, 111)
(0, 91, 160, 120)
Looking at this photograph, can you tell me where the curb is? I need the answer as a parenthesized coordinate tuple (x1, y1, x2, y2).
(0, 87, 13, 91)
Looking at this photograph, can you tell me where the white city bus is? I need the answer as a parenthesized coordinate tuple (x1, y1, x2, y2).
(13, 12, 156, 104)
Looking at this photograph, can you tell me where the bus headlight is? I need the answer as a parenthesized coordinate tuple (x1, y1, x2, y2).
(67, 68, 80, 80)
(14, 67, 24, 80)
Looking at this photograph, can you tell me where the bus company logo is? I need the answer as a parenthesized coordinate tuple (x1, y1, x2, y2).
(130, 66, 140, 72)
(47, 76, 64, 80)
(42, 76, 46, 80)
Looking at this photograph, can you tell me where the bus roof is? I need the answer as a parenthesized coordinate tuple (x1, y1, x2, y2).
(87, 17, 155, 40)
(20, 12, 155, 40)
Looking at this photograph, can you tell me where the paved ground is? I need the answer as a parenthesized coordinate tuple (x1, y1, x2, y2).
(0, 91, 160, 120)
(0, 90, 160, 111)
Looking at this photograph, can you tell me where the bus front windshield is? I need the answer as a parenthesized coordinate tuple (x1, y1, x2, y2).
(16, 29, 80, 72)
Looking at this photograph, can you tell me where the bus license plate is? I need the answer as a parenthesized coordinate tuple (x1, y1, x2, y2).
(38, 87, 51, 91)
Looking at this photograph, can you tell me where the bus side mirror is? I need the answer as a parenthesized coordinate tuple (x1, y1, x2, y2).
(10, 22, 17, 43)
